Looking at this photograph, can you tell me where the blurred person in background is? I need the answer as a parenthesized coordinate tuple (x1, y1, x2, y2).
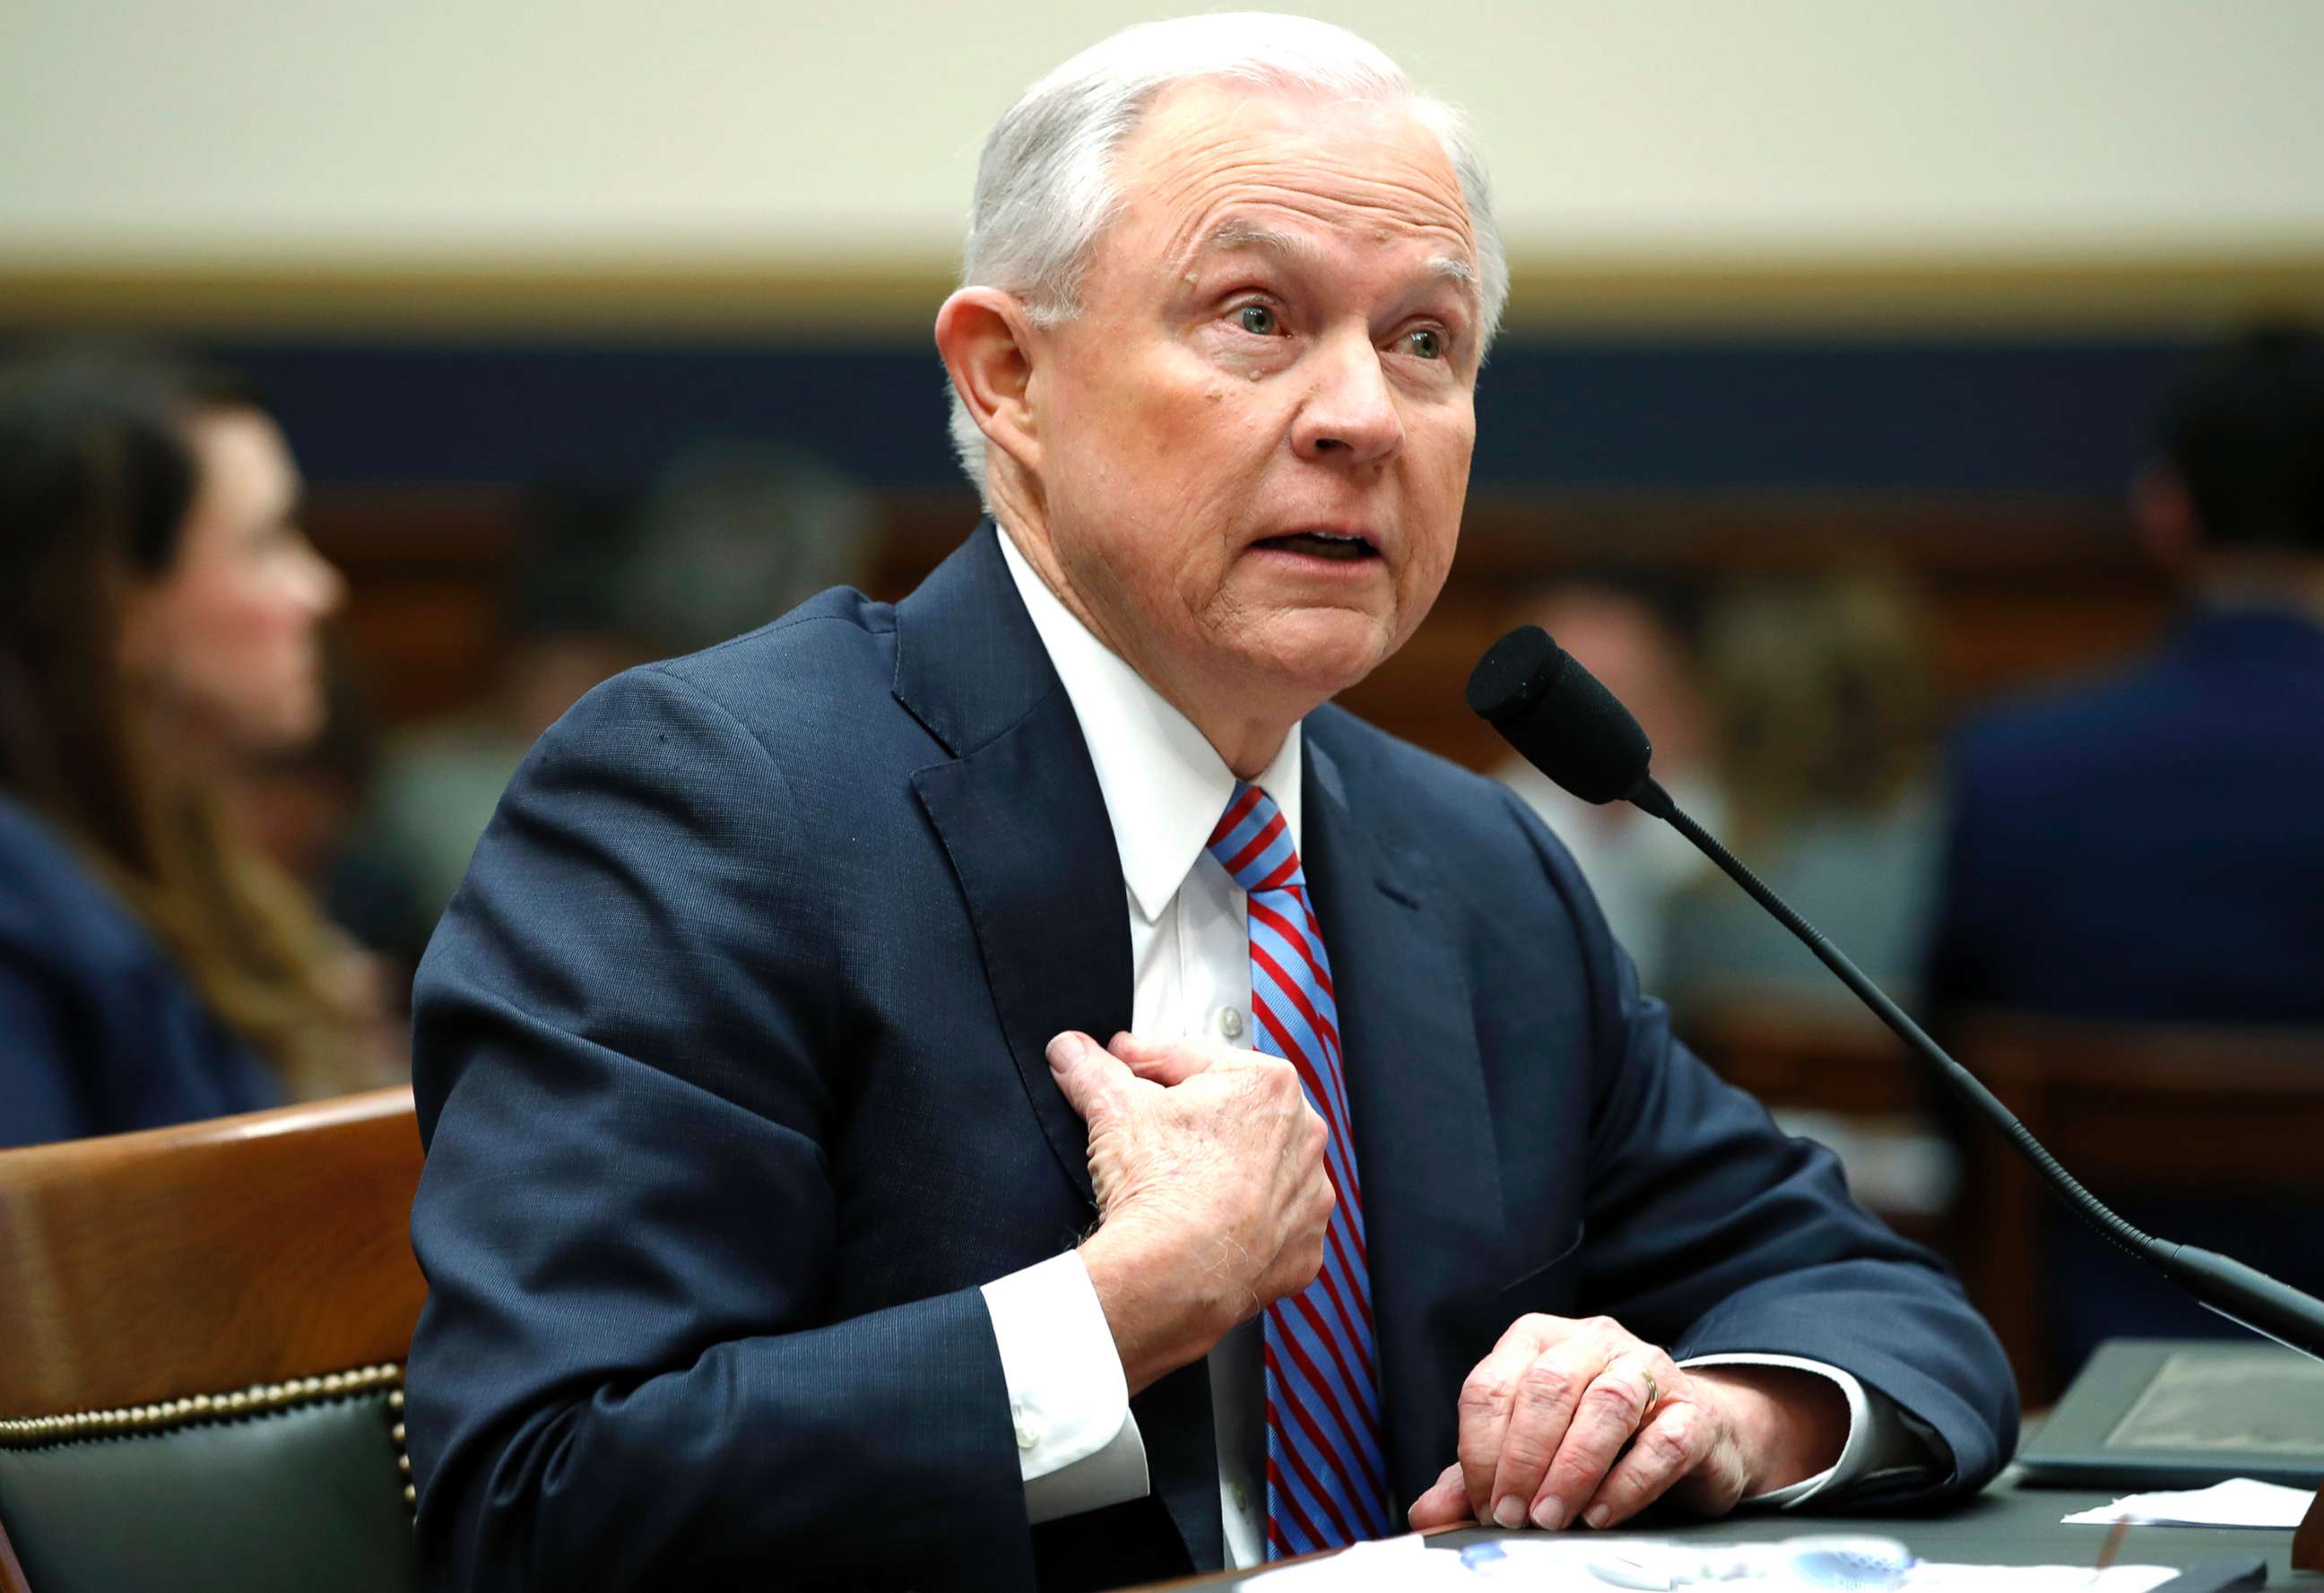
(1930, 325, 2324, 1026)
(0, 351, 399, 1147)
(1492, 575, 1721, 990)
(1927, 324, 2324, 1372)
(1661, 567, 1945, 1017)
(355, 488, 653, 952)
(354, 446, 872, 952)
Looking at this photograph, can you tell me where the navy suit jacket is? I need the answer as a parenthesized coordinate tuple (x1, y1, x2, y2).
(1930, 607, 2324, 1024)
(0, 793, 279, 1147)
(407, 525, 2015, 1592)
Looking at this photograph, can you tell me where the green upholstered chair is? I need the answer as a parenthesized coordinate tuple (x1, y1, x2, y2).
(0, 1087, 426, 1593)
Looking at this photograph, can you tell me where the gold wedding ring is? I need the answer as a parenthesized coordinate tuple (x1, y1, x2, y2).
(1640, 1372, 1659, 1418)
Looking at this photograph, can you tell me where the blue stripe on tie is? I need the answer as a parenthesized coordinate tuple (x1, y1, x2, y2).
(1278, 1303, 1386, 1485)
(1213, 783, 1386, 1556)
(1296, 1269, 1378, 1429)
(1270, 1344, 1373, 1528)
(1271, 1397, 1358, 1543)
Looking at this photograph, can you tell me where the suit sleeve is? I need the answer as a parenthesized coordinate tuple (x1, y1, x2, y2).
(405, 664, 1032, 1592)
(1504, 792, 2019, 1508)
(0, 951, 84, 1148)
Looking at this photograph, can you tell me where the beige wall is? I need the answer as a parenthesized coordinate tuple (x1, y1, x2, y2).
(5, 1, 2320, 323)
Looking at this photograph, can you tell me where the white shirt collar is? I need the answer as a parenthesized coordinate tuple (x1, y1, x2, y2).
(996, 524, 1303, 923)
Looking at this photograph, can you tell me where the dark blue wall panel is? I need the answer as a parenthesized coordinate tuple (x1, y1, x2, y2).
(8, 332, 2198, 498)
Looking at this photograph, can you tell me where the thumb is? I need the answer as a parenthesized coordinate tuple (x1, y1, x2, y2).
(1107, 1030, 1219, 1087)
(1407, 1462, 1472, 1530)
(1045, 1031, 1132, 1122)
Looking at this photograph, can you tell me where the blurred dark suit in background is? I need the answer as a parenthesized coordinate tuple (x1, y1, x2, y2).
(1929, 325, 2324, 1375)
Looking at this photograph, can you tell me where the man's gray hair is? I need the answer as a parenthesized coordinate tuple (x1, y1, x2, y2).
(945, 12, 1508, 495)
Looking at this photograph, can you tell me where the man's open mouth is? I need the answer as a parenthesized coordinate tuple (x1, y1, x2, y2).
(1254, 531, 1379, 561)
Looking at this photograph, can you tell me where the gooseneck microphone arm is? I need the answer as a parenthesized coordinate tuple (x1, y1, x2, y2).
(1469, 624, 2324, 1364)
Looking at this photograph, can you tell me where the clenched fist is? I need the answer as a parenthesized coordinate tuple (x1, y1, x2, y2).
(1047, 1029, 1335, 1394)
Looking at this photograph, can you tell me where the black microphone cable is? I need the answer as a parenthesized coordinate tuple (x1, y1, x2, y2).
(1469, 622, 2324, 1364)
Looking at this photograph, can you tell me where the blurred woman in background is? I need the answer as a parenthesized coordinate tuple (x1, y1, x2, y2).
(1661, 565, 1946, 1016)
(0, 351, 392, 1147)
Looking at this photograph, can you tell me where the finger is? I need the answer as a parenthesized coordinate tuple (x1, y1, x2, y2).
(1453, 1315, 1575, 1525)
(1106, 1030, 1218, 1087)
(1045, 1031, 1133, 1121)
(1530, 1350, 1665, 1531)
(1575, 1397, 1733, 1530)
(1483, 1334, 1617, 1530)
(1406, 1462, 1470, 1530)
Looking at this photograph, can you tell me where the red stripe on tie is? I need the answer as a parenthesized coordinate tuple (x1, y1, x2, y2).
(1270, 1326, 1378, 1497)
(1265, 1454, 1331, 1554)
(1266, 1345, 1376, 1526)
(1211, 784, 1265, 848)
(1251, 998, 1362, 1199)
(1268, 1410, 1358, 1545)
(1291, 884, 1330, 955)
(1267, 1519, 1294, 1559)
(1256, 853, 1301, 891)
(1293, 1273, 1380, 1408)
(1311, 1232, 1378, 1351)
(1225, 809, 1288, 879)
(1249, 897, 1335, 1000)
(1306, 1233, 1372, 1365)
(1253, 1026, 1366, 1227)
(1252, 940, 1342, 1057)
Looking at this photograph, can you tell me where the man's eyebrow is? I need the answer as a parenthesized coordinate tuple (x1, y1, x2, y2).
(1427, 255, 1477, 290)
(1192, 218, 1316, 263)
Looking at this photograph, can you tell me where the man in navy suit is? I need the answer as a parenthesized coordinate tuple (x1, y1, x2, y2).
(407, 17, 2015, 1590)
(1929, 325, 2324, 1370)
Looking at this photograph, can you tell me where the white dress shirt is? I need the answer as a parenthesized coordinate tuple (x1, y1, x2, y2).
(978, 529, 1926, 1566)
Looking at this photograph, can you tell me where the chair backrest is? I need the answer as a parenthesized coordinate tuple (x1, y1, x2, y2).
(0, 1087, 426, 1593)
(1948, 1012, 2324, 1402)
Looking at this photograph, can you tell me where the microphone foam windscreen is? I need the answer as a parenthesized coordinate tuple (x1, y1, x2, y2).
(1465, 625, 1653, 805)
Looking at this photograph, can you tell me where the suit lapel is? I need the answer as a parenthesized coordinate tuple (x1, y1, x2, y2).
(897, 526, 1224, 1572)
(1301, 727, 1506, 1511)
(898, 524, 1131, 1208)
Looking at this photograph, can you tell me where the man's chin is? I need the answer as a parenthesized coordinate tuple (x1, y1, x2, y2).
(1236, 612, 1400, 702)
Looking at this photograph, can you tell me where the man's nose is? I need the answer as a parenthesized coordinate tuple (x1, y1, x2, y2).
(1290, 329, 1405, 468)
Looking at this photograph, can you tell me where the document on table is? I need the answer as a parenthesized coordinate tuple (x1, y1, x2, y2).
(2061, 1476, 2317, 1528)
(1244, 1532, 2185, 1590)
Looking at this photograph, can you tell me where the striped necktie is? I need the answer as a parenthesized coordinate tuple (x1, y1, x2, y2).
(1207, 782, 1391, 1556)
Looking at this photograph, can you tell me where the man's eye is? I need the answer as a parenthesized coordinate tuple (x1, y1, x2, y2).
(1404, 327, 1444, 360)
(1237, 304, 1279, 336)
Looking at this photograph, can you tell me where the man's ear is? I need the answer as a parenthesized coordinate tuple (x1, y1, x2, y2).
(935, 288, 1045, 478)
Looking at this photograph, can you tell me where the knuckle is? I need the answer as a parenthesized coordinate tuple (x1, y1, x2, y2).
(1641, 1424, 1694, 1470)
(1460, 1375, 1513, 1416)
(1515, 1362, 1577, 1409)
(1591, 1378, 1645, 1425)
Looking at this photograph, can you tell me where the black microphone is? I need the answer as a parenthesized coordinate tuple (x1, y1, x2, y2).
(1468, 622, 2324, 1365)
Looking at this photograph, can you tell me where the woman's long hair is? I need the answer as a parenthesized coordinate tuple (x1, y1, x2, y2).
(0, 352, 358, 1091)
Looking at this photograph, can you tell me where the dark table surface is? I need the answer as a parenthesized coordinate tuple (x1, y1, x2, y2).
(1139, 1465, 2323, 1589)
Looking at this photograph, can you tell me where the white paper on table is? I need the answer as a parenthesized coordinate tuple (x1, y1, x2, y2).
(1906, 1568, 2178, 1591)
(2061, 1476, 2317, 1528)
(1244, 1533, 2184, 1590)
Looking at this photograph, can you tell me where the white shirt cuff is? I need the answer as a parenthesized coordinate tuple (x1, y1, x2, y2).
(1677, 1352, 1926, 1508)
(979, 1251, 1151, 1524)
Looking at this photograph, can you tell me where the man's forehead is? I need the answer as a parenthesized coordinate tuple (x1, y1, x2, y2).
(1114, 83, 1479, 276)
(1191, 215, 1478, 294)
